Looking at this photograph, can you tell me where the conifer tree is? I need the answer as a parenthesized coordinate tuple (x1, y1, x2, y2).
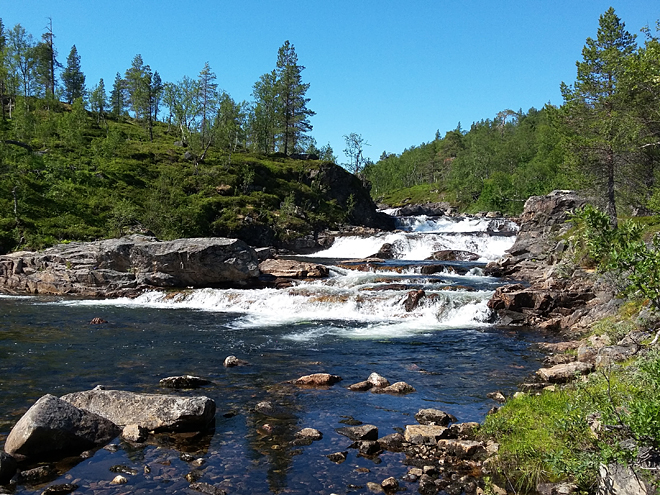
(109, 72, 126, 118)
(62, 45, 85, 104)
(275, 41, 314, 155)
(90, 78, 107, 122)
(559, 7, 637, 226)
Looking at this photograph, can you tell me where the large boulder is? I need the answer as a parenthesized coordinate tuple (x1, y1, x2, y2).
(0, 235, 260, 297)
(5, 395, 120, 460)
(61, 389, 215, 432)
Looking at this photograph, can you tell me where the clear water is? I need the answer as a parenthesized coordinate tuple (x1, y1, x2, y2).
(0, 217, 548, 494)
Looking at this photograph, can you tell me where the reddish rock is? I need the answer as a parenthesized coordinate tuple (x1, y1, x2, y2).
(259, 258, 329, 278)
(293, 373, 342, 387)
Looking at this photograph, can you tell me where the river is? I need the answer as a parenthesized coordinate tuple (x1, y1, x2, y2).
(0, 214, 549, 494)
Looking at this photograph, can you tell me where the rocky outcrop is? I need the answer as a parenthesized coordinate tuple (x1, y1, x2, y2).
(61, 389, 215, 432)
(0, 235, 261, 297)
(426, 250, 480, 262)
(258, 258, 329, 278)
(5, 395, 121, 460)
(486, 191, 616, 332)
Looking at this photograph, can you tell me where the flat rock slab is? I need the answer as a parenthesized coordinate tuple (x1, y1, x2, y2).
(259, 259, 329, 278)
(294, 373, 342, 387)
(336, 424, 378, 441)
(405, 425, 450, 444)
(437, 439, 486, 458)
(536, 362, 594, 383)
(5, 394, 120, 460)
(61, 389, 215, 432)
(159, 375, 212, 389)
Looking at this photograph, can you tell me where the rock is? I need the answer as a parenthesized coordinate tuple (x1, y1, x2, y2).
(371, 243, 396, 259)
(536, 362, 595, 383)
(189, 482, 228, 495)
(405, 425, 449, 444)
(426, 250, 480, 262)
(537, 482, 580, 495)
(374, 381, 416, 394)
(223, 355, 248, 367)
(41, 483, 79, 494)
(418, 473, 439, 495)
(595, 345, 638, 367)
(327, 451, 348, 463)
(348, 380, 373, 391)
(121, 424, 148, 443)
(110, 464, 138, 475)
(259, 258, 329, 278)
(254, 401, 293, 419)
(294, 428, 322, 441)
(381, 476, 399, 492)
(18, 465, 55, 484)
(336, 424, 378, 441)
(5, 394, 120, 460)
(356, 440, 382, 456)
(403, 289, 425, 311)
(487, 391, 506, 403)
(293, 373, 342, 386)
(378, 432, 406, 451)
(110, 475, 128, 485)
(61, 389, 215, 431)
(0, 235, 261, 297)
(448, 422, 480, 439)
(367, 481, 385, 493)
(0, 451, 17, 484)
(437, 439, 486, 458)
(367, 372, 390, 388)
(89, 317, 107, 324)
(159, 375, 212, 389)
(415, 408, 457, 426)
(598, 462, 651, 495)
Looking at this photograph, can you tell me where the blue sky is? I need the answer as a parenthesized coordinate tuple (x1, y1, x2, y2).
(2, 1, 658, 163)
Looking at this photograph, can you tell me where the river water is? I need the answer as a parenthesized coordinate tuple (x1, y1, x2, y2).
(0, 215, 549, 495)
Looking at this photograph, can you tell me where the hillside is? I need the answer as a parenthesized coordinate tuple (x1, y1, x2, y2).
(0, 101, 388, 254)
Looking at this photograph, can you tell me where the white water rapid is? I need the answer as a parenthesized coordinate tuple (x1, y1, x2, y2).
(71, 214, 517, 340)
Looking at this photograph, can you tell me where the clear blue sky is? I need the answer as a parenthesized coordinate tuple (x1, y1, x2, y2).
(2, 1, 658, 163)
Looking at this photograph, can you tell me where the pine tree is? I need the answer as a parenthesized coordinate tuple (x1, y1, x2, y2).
(109, 72, 126, 118)
(61, 45, 85, 104)
(275, 41, 314, 155)
(89, 78, 107, 122)
(559, 8, 637, 225)
(198, 62, 217, 144)
(250, 70, 279, 153)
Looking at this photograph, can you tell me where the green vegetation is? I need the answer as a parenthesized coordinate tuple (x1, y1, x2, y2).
(483, 348, 660, 492)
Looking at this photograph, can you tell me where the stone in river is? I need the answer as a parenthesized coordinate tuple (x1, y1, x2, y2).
(327, 451, 348, 463)
(159, 375, 212, 389)
(373, 381, 416, 395)
(293, 373, 342, 386)
(121, 424, 148, 443)
(367, 372, 390, 388)
(189, 482, 228, 495)
(5, 394, 120, 460)
(415, 408, 457, 426)
(347, 380, 372, 391)
(404, 425, 450, 444)
(378, 432, 406, 452)
(223, 355, 248, 367)
(0, 451, 17, 484)
(61, 389, 215, 432)
(336, 424, 378, 441)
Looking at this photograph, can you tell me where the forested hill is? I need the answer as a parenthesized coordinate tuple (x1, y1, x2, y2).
(366, 9, 660, 219)
(365, 107, 570, 215)
(0, 109, 381, 254)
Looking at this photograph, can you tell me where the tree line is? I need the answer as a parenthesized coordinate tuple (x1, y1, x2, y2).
(365, 8, 660, 219)
(0, 18, 337, 161)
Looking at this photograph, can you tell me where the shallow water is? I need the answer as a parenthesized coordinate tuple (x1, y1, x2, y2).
(0, 216, 548, 494)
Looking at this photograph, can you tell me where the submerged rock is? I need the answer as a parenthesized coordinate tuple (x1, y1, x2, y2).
(0, 451, 17, 484)
(159, 375, 212, 389)
(61, 389, 215, 432)
(5, 394, 120, 460)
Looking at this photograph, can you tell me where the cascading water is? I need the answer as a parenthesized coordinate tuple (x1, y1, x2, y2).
(0, 213, 544, 495)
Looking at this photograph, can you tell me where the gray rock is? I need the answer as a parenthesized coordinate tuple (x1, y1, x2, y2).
(336, 424, 378, 441)
(326, 451, 348, 463)
(294, 428, 322, 441)
(415, 408, 457, 426)
(404, 425, 449, 444)
(223, 355, 248, 367)
(41, 483, 79, 494)
(347, 380, 373, 391)
(121, 424, 148, 443)
(374, 381, 416, 394)
(259, 258, 329, 278)
(0, 235, 261, 297)
(189, 482, 228, 495)
(254, 401, 293, 419)
(0, 451, 17, 484)
(61, 389, 215, 432)
(378, 432, 406, 451)
(381, 476, 399, 492)
(5, 395, 120, 460)
(18, 465, 55, 484)
(367, 372, 390, 388)
(536, 362, 594, 383)
(598, 463, 649, 495)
